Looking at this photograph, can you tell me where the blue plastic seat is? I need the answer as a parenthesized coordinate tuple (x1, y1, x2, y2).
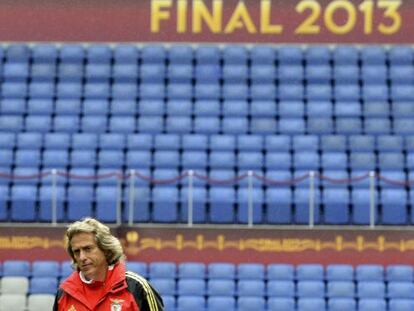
(237, 297, 265, 311)
(388, 282, 414, 299)
(150, 278, 175, 296)
(394, 119, 414, 135)
(278, 101, 305, 117)
(0, 116, 24, 132)
(326, 264, 354, 281)
(297, 298, 326, 311)
(267, 264, 294, 280)
(66, 185, 94, 221)
(42, 150, 69, 169)
(112, 63, 138, 82)
(126, 261, 147, 277)
(2, 260, 30, 276)
(112, 83, 138, 99)
(267, 280, 295, 298)
(389, 299, 414, 311)
(328, 298, 356, 311)
(55, 99, 81, 115)
(278, 83, 304, 101)
(386, 265, 414, 282)
(139, 83, 165, 99)
(357, 281, 385, 298)
(26, 99, 53, 116)
(178, 262, 206, 279)
(29, 277, 58, 294)
(335, 101, 361, 117)
(358, 298, 387, 311)
(297, 264, 324, 281)
(265, 187, 292, 224)
(11, 185, 37, 221)
(149, 262, 176, 279)
(250, 117, 277, 134)
(323, 188, 350, 224)
(123, 186, 150, 222)
(294, 189, 321, 224)
(177, 279, 205, 296)
(278, 118, 305, 134)
(29, 82, 55, 99)
(237, 188, 264, 224)
(351, 188, 375, 224)
(38, 186, 65, 222)
(265, 152, 291, 170)
(95, 186, 119, 223)
(53, 116, 80, 133)
(237, 280, 265, 297)
(209, 187, 235, 223)
(207, 297, 235, 311)
(327, 281, 355, 298)
(208, 263, 236, 280)
(137, 116, 164, 133)
(297, 280, 325, 297)
(152, 186, 179, 222)
(278, 46, 303, 64)
(267, 298, 295, 311)
(177, 296, 205, 311)
(237, 263, 265, 280)
(381, 189, 407, 224)
(14, 149, 41, 167)
(180, 187, 207, 223)
(356, 264, 384, 281)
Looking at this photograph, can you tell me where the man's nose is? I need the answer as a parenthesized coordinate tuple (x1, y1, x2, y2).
(79, 250, 87, 261)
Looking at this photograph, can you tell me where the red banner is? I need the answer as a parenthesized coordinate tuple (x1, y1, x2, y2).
(1, 226, 414, 266)
(0, 0, 411, 43)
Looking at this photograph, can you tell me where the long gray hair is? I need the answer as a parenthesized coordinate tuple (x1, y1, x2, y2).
(65, 218, 125, 270)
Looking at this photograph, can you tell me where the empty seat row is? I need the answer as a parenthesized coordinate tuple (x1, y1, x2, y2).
(2, 81, 414, 101)
(1, 115, 414, 135)
(0, 294, 54, 311)
(3, 149, 414, 173)
(2, 133, 414, 153)
(1, 44, 412, 65)
(3, 261, 413, 282)
(2, 182, 414, 224)
(2, 99, 414, 119)
(163, 296, 414, 311)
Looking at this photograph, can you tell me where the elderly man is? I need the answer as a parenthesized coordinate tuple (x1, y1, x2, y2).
(53, 218, 164, 311)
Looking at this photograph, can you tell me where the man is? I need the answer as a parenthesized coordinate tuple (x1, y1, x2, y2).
(54, 218, 164, 311)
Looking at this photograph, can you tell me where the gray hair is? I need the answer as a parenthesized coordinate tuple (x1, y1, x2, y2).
(65, 218, 125, 270)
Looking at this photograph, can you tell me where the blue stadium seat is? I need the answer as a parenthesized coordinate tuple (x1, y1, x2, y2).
(297, 298, 326, 311)
(27, 99, 53, 116)
(123, 186, 150, 222)
(53, 116, 80, 133)
(326, 264, 354, 281)
(266, 187, 292, 224)
(83, 99, 109, 115)
(297, 280, 325, 297)
(177, 279, 205, 296)
(178, 262, 206, 279)
(0, 99, 26, 115)
(152, 186, 179, 222)
(95, 186, 119, 223)
(32, 261, 60, 277)
(166, 99, 192, 116)
(250, 117, 277, 134)
(323, 189, 350, 224)
(279, 118, 305, 134)
(278, 101, 305, 117)
(358, 298, 387, 311)
(54, 99, 81, 115)
(0, 115, 24, 132)
(222, 100, 249, 117)
(177, 296, 205, 311)
(297, 264, 324, 281)
(113, 45, 139, 64)
(357, 281, 385, 298)
(112, 83, 138, 99)
(207, 297, 235, 311)
(237, 188, 264, 224)
(2, 260, 30, 276)
(11, 185, 37, 221)
(29, 277, 58, 294)
(381, 189, 407, 224)
(126, 261, 147, 277)
(237, 263, 265, 280)
(294, 189, 321, 224)
(356, 264, 384, 281)
(388, 282, 414, 299)
(17, 133, 42, 149)
(149, 262, 176, 279)
(267, 264, 294, 280)
(209, 187, 235, 223)
(394, 119, 414, 135)
(86, 45, 112, 63)
(328, 298, 356, 311)
(389, 299, 414, 311)
(150, 278, 175, 296)
(335, 101, 361, 117)
(180, 187, 207, 223)
(208, 263, 236, 280)
(237, 280, 265, 297)
(38, 186, 65, 222)
(327, 281, 355, 298)
(66, 185, 94, 221)
(267, 298, 295, 311)
(278, 46, 303, 64)
(267, 281, 295, 298)
(237, 297, 265, 311)
(306, 46, 331, 64)
(138, 116, 164, 133)
(209, 135, 235, 151)
(0, 185, 9, 220)
(386, 265, 414, 282)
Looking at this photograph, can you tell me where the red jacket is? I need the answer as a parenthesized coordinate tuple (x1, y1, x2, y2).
(54, 262, 164, 311)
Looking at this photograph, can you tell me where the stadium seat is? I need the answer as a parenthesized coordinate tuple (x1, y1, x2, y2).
(27, 294, 55, 311)
(207, 297, 235, 311)
(2, 260, 30, 276)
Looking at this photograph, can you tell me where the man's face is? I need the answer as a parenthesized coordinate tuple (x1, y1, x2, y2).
(71, 232, 108, 281)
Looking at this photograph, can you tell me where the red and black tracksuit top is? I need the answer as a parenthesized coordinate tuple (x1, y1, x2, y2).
(53, 262, 164, 311)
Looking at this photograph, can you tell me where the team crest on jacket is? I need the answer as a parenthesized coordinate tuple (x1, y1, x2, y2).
(68, 305, 77, 311)
(110, 298, 124, 311)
